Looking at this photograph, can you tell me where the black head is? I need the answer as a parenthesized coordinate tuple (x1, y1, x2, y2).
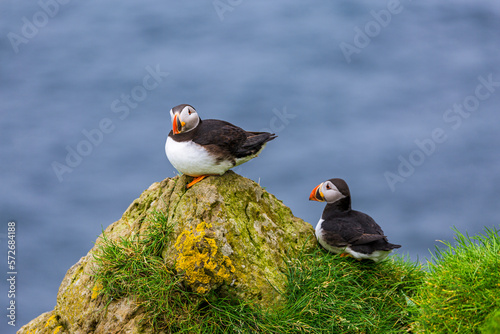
(326, 178, 350, 198)
(169, 104, 200, 134)
(309, 178, 351, 210)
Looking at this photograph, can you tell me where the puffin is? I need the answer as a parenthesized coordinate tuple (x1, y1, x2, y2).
(309, 178, 401, 262)
(165, 104, 276, 188)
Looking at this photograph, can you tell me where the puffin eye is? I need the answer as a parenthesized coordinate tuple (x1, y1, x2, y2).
(326, 184, 331, 190)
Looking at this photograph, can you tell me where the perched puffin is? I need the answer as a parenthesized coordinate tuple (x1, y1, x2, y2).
(165, 104, 276, 188)
(309, 178, 401, 262)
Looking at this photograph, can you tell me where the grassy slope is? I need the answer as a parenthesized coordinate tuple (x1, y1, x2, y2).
(93, 211, 500, 333)
(412, 227, 500, 334)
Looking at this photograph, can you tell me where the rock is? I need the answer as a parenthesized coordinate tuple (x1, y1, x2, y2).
(18, 172, 316, 334)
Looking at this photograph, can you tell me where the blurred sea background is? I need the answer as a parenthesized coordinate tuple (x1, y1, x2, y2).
(1, 0, 500, 330)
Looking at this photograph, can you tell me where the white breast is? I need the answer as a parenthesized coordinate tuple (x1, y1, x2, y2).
(165, 137, 233, 176)
(315, 218, 346, 254)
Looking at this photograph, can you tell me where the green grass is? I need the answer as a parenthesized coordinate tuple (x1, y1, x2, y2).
(480, 308, 500, 334)
(268, 250, 422, 333)
(92, 210, 197, 330)
(412, 227, 500, 333)
(93, 211, 500, 333)
(162, 251, 423, 334)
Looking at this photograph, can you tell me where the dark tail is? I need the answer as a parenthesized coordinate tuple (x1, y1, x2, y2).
(236, 132, 277, 157)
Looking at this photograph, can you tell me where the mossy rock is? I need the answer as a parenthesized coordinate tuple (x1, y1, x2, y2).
(18, 172, 316, 333)
(160, 171, 316, 306)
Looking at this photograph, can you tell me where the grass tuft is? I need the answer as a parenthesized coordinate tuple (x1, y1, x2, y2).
(480, 308, 500, 334)
(92, 210, 197, 330)
(412, 227, 500, 333)
(171, 249, 422, 333)
(272, 249, 423, 333)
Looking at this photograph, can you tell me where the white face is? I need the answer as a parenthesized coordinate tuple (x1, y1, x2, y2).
(170, 105, 200, 134)
(320, 181, 346, 203)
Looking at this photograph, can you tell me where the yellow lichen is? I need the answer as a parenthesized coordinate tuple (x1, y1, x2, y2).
(42, 314, 64, 334)
(217, 265, 230, 280)
(91, 282, 103, 299)
(45, 314, 57, 328)
(206, 237, 218, 256)
(205, 259, 217, 271)
(196, 221, 212, 232)
(224, 257, 236, 272)
(174, 221, 235, 294)
(196, 286, 208, 294)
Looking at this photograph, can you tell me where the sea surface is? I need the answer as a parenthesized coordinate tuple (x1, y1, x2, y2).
(1, 0, 500, 330)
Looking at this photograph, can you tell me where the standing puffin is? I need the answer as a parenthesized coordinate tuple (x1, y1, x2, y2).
(309, 178, 401, 262)
(165, 104, 276, 188)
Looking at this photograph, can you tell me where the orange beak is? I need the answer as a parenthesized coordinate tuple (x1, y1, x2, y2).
(172, 114, 182, 134)
(309, 183, 325, 202)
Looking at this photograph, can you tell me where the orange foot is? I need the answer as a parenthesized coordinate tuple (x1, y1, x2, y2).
(340, 253, 362, 261)
(187, 175, 208, 188)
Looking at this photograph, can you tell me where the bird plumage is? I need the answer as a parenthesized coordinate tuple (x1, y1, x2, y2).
(310, 178, 401, 262)
(165, 104, 276, 186)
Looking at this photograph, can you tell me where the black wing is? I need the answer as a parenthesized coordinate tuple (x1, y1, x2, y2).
(347, 211, 401, 251)
(193, 120, 276, 157)
(320, 216, 365, 247)
(192, 119, 247, 154)
(321, 211, 398, 248)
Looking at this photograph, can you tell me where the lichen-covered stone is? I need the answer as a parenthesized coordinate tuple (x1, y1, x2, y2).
(174, 221, 236, 294)
(18, 172, 316, 334)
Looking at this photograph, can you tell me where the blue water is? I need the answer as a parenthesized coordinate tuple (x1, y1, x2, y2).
(1, 0, 500, 330)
